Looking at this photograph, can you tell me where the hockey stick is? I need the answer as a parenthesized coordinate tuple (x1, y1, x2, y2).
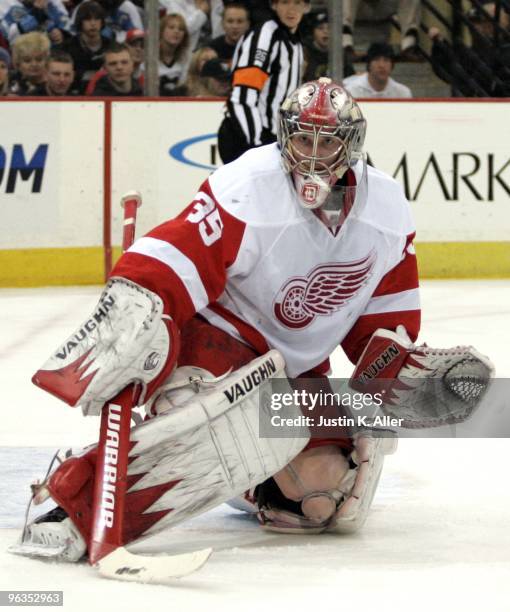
(89, 191, 142, 565)
(89, 192, 212, 581)
(120, 190, 141, 252)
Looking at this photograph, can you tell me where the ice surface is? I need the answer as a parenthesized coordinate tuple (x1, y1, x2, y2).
(1, 281, 509, 611)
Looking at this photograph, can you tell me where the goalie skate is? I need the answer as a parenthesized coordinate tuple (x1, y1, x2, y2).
(9, 507, 86, 562)
(10, 506, 212, 582)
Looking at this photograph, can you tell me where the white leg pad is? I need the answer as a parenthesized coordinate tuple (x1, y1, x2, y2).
(125, 350, 310, 540)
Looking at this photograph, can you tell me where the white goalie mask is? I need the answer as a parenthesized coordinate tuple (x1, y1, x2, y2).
(277, 77, 367, 220)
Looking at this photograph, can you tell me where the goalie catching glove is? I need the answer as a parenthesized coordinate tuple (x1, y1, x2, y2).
(32, 278, 180, 415)
(350, 326, 495, 428)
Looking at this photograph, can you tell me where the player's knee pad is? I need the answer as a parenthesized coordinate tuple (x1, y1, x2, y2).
(145, 365, 217, 418)
(145, 316, 261, 418)
(120, 350, 309, 542)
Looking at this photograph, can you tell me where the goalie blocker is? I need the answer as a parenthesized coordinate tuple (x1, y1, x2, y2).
(32, 277, 180, 416)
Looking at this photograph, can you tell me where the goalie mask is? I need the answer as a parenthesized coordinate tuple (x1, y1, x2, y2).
(277, 78, 367, 219)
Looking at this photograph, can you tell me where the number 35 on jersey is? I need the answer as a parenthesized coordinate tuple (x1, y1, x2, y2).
(186, 192, 224, 246)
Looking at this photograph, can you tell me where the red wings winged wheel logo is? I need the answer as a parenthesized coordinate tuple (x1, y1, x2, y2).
(273, 252, 376, 329)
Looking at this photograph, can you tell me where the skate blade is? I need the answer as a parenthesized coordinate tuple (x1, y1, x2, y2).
(8, 541, 67, 559)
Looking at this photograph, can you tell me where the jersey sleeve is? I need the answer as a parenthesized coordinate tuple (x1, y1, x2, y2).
(341, 232, 421, 364)
(228, 20, 277, 146)
(111, 178, 246, 328)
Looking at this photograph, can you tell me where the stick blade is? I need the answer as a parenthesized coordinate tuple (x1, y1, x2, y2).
(96, 546, 212, 584)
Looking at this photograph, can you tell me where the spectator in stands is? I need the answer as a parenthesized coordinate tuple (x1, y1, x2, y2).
(71, 0, 143, 43)
(209, 0, 225, 39)
(9, 31, 49, 94)
(23, 49, 76, 94)
(343, 0, 421, 62)
(187, 55, 230, 95)
(342, 41, 412, 98)
(200, 57, 230, 95)
(85, 27, 145, 94)
(303, 11, 354, 81)
(159, 0, 210, 51)
(125, 27, 144, 79)
(159, 13, 191, 95)
(65, 0, 109, 92)
(209, 2, 249, 65)
(428, 2, 510, 97)
(183, 44, 217, 93)
(0, 46, 11, 94)
(1, 0, 70, 45)
(239, 0, 272, 28)
(90, 41, 142, 95)
(0, 28, 10, 52)
(303, 10, 328, 80)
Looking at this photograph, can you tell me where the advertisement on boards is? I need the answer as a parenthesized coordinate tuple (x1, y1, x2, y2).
(0, 102, 104, 250)
(113, 100, 510, 243)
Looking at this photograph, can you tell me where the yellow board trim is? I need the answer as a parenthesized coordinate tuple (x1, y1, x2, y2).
(0, 242, 509, 287)
(415, 242, 510, 279)
(0, 247, 121, 287)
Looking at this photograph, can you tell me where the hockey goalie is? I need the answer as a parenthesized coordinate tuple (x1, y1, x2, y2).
(14, 78, 494, 567)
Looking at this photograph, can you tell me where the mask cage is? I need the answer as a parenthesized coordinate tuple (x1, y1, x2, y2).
(279, 114, 365, 182)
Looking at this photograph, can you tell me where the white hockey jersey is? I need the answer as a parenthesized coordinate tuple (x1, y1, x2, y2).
(114, 144, 420, 377)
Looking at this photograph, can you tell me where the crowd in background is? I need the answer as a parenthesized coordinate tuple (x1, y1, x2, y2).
(0, 0, 508, 98)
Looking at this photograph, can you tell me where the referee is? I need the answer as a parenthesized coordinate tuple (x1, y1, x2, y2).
(218, 0, 310, 164)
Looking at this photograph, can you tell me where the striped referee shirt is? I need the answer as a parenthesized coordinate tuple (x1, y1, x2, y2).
(227, 18, 304, 147)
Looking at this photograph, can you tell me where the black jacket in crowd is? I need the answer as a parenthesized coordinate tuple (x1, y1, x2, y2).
(65, 35, 111, 93)
(91, 74, 143, 96)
